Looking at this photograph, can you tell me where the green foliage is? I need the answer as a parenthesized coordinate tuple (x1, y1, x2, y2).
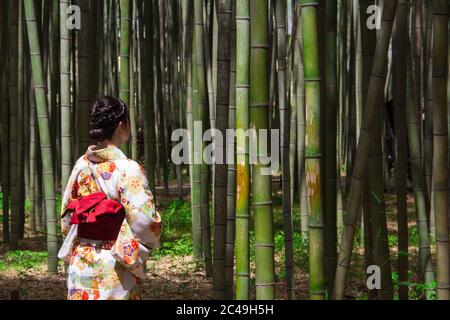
(388, 225, 420, 248)
(391, 271, 436, 300)
(160, 199, 192, 240)
(273, 230, 309, 279)
(0, 250, 48, 272)
(152, 237, 193, 259)
(408, 225, 419, 247)
(388, 233, 397, 247)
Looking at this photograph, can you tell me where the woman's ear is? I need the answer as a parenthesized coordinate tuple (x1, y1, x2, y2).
(118, 121, 127, 132)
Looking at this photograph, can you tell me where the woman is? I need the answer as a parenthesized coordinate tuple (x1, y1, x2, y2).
(60, 96, 162, 300)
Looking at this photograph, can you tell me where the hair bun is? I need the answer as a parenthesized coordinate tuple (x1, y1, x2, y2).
(89, 96, 129, 142)
(89, 128, 106, 141)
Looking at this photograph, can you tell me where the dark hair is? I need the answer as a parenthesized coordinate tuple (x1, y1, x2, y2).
(89, 96, 129, 141)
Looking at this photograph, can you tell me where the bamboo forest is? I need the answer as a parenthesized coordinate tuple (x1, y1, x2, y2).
(0, 0, 450, 301)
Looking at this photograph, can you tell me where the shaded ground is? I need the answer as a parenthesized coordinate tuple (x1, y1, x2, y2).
(0, 238, 310, 300)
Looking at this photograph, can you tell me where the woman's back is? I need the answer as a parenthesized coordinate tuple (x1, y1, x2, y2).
(60, 96, 162, 300)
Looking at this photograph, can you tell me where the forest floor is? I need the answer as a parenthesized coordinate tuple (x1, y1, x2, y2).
(0, 181, 430, 300)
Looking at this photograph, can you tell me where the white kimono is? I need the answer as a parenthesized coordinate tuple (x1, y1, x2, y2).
(60, 145, 162, 300)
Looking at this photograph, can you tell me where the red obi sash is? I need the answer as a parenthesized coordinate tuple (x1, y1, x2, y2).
(66, 192, 126, 241)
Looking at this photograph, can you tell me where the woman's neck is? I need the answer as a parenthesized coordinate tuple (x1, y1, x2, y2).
(96, 139, 119, 150)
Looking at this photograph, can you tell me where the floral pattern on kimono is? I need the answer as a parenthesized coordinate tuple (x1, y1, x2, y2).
(60, 145, 162, 300)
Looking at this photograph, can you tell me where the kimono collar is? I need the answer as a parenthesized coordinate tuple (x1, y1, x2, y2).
(85, 145, 127, 163)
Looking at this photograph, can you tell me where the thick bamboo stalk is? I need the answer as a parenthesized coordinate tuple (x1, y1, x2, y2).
(431, 0, 450, 300)
(120, 0, 131, 154)
(393, 0, 408, 300)
(156, 0, 169, 195)
(224, 0, 236, 300)
(0, 2, 10, 242)
(191, 4, 203, 263)
(423, 1, 433, 231)
(324, 0, 338, 297)
(129, 0, 138, 161)
(30, 79, 41, 233)
(212, 0, 231, 300)
(300, 0, 325, 300)
(275, 0, 294, 300)
(60, 0, 72, 193)
(9, 0, 20, 250)
(24, 0, 58, 274)
(194, 0, 212, 276)
(50, 0, 60, 187)
(250, 0, 275, 300)
(77, 0, 93, 155)
(143, 0, 156, 193)
(235, 0, 250, 300)
(18, 0, 26, 239)
(294, 6, 308, 242)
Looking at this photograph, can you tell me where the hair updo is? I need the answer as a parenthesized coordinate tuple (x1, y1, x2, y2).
(89, 96, 129, 141)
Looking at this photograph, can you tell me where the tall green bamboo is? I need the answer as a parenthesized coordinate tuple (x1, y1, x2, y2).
(60, 0, 72, 192)
(294, 6, 308, 242)
(120, 0, 131, 154)
(9, 0, 20, 250)
(300, 0, 325, 300)
(182, 0, 202, 263)
(324, 0, 337, 297)
(412, 0, 423, 147)
(335, 0, 346, 235)
(29, 76, 37, 234)
(235, 0, 250, 300)
(393, 0, 408, 300)
(77, 0, 92, 155)
(212, 0, 231, 300)
(423, 0, 433, 220)
(156, 0, 169, 196)
(24, 0, 58, 274)
(129, 1, 138, 161)
(30, 79, 41, 233)
(250, 0, 275, 300)
(431, 0, 450, 300)
(143, 0, 156, 193)
(50, 0, 60, 185)
(193, 0, 212, 276)
(225, 0, 237, 300)
(0, 1, 10, 243)
(275, 0, 294, 300)
(191, 1, 203, 264)
(332, 0, 397, 299)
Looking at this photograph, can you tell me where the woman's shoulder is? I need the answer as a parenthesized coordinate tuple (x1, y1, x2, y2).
(72, 154, 90, 171)
(115, 158, 147, 176)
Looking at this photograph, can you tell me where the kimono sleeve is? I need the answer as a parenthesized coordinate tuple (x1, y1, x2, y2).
(60, 159, 99, 236)
(110, 161, 162, 278)
(117, 161, 162, 249)
(60, 163, 82, 236)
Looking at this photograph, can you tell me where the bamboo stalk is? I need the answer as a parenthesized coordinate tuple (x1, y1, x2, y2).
(431, 0, 450, 300)
(250, 0, 275, 300)
(235, 0, 250, 300)
(300, 0, 325, 300)
(24, 0, 58, 274)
